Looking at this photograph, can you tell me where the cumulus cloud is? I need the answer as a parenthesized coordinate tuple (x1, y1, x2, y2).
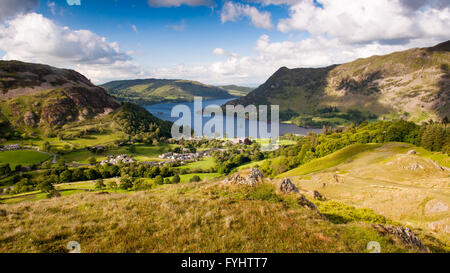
(151, 34, 443, 85)
(277, 0, 450, 44)
(0, 13, 144, 84)
(0, 0, 39, 22)
(221, 1, 273, 29)
(147, 0, 214, 7)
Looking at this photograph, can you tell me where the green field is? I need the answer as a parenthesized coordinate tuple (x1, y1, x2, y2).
(0, 150, 51, 168)
(61, 144, 177, 164)
(177, 157, 216, 171)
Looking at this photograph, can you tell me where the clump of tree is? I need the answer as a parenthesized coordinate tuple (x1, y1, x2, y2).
(113, 103, 172, 138)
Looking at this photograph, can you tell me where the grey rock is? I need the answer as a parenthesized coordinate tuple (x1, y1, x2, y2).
(280, 178, 299, 194)
(373, 224, 428, 252)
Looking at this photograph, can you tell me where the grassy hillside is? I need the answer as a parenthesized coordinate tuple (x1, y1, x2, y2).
(227, 40, 450, 126)
(219, 85, 254, 97)
(101, 79, 235, 105)
(277, 142, 450, 249)
(0, 61, 172, 143)
(0, 61, 121, 137)
(0, 180, 423, 253)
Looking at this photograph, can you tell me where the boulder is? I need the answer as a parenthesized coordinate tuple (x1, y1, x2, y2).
(425, 200, 448, 215)
(280, 178, 299, 194)
(373, 224, 428, 252)
(223, 168, 264, 187)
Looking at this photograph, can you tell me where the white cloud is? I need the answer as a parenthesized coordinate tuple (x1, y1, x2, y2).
(0, 0, 39, 21)
(246, 0, 302, 6)
(67, 0, 81, 6)
(131, 24, 138, 33)
(277, 0, 450, 44)
(0, 13, 144, 84)
(48, 2, 57, 15)
(147, 0, 214, 7)
(221, 2, 273, 29)
(151, 34, 443, 85)
(166, 20, 187, 31)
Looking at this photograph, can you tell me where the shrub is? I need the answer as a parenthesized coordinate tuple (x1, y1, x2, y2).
(190, 175, 201, 183)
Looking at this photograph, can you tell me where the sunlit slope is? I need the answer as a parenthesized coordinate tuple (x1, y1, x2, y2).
(278, 143, 450, 246)
(0, 180, 419, 253)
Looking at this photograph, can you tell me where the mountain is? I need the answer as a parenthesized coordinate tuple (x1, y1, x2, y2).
(0, 61, 171, 139)
(101, 79, 235, 105)
(227, 41, 450, 127)
(218, 85, 254, 97)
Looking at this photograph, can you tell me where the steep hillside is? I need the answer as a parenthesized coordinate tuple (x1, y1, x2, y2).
(0, 61, 120, 134)
(227, 41, 450, 126)
(101, 79, 234, 105)
(0, 61, 172, 140)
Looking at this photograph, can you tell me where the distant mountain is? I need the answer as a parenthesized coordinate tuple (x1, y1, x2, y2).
(227, 40, 450, 127)
(101, 79, 235, 105)
(218, 85, 254, 97)
(0, 61, 171, 138)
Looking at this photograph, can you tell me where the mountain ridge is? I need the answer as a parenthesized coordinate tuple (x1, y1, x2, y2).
(227, 40, 450, 127)
(101, 78, 237, 105)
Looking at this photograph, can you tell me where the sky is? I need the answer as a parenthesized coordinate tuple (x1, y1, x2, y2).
(0, 0, 449, 86)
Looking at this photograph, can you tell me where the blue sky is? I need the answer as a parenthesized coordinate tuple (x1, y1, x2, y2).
(35, 1, 293, 68)
(0, 0, 449, 85)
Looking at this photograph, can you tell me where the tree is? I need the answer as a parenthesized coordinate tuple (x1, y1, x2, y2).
(190, 175, 201, 182)
(108, 180, 118, 189)
(14, 164, 22, 172)
(154, 175, 164, 185)
(42, 141, 51, 152)
(59, 170, 72, 183)
(120, 174, 134, 190)
(172, 174, 181, 184)
(95, 179, 106, 190)
(88, 157, 97, 165)
(0, 163, 11, 176)
(85, 169, 98, 180)
(128, 145, 137, 153)
(38, 180, 55, 193)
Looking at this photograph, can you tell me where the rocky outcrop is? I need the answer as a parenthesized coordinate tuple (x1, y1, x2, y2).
(280, 178, 299, 193)
(373, 224, 428, 252)
(223, 168, 264, 187)
(313, 191, 326, 201)
(23, 111, 38, 127)
(298, 194, 327, 220)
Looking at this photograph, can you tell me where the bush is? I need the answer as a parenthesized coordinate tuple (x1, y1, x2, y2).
(119, 174, 134, 190)
(189, 175, 201, 183)
(172, 175, 181, 184)
(95, 179, 106, 190)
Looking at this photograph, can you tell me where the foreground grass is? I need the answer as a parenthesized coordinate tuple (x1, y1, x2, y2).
(0, 181, 415, 253)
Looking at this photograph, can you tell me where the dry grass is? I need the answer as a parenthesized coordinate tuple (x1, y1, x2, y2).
(0, 181, 417, 253)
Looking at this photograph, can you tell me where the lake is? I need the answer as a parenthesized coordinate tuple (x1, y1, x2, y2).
(144, 98, 322, 138)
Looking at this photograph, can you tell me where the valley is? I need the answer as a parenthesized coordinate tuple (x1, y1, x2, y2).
(0, 43, 449, 254)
